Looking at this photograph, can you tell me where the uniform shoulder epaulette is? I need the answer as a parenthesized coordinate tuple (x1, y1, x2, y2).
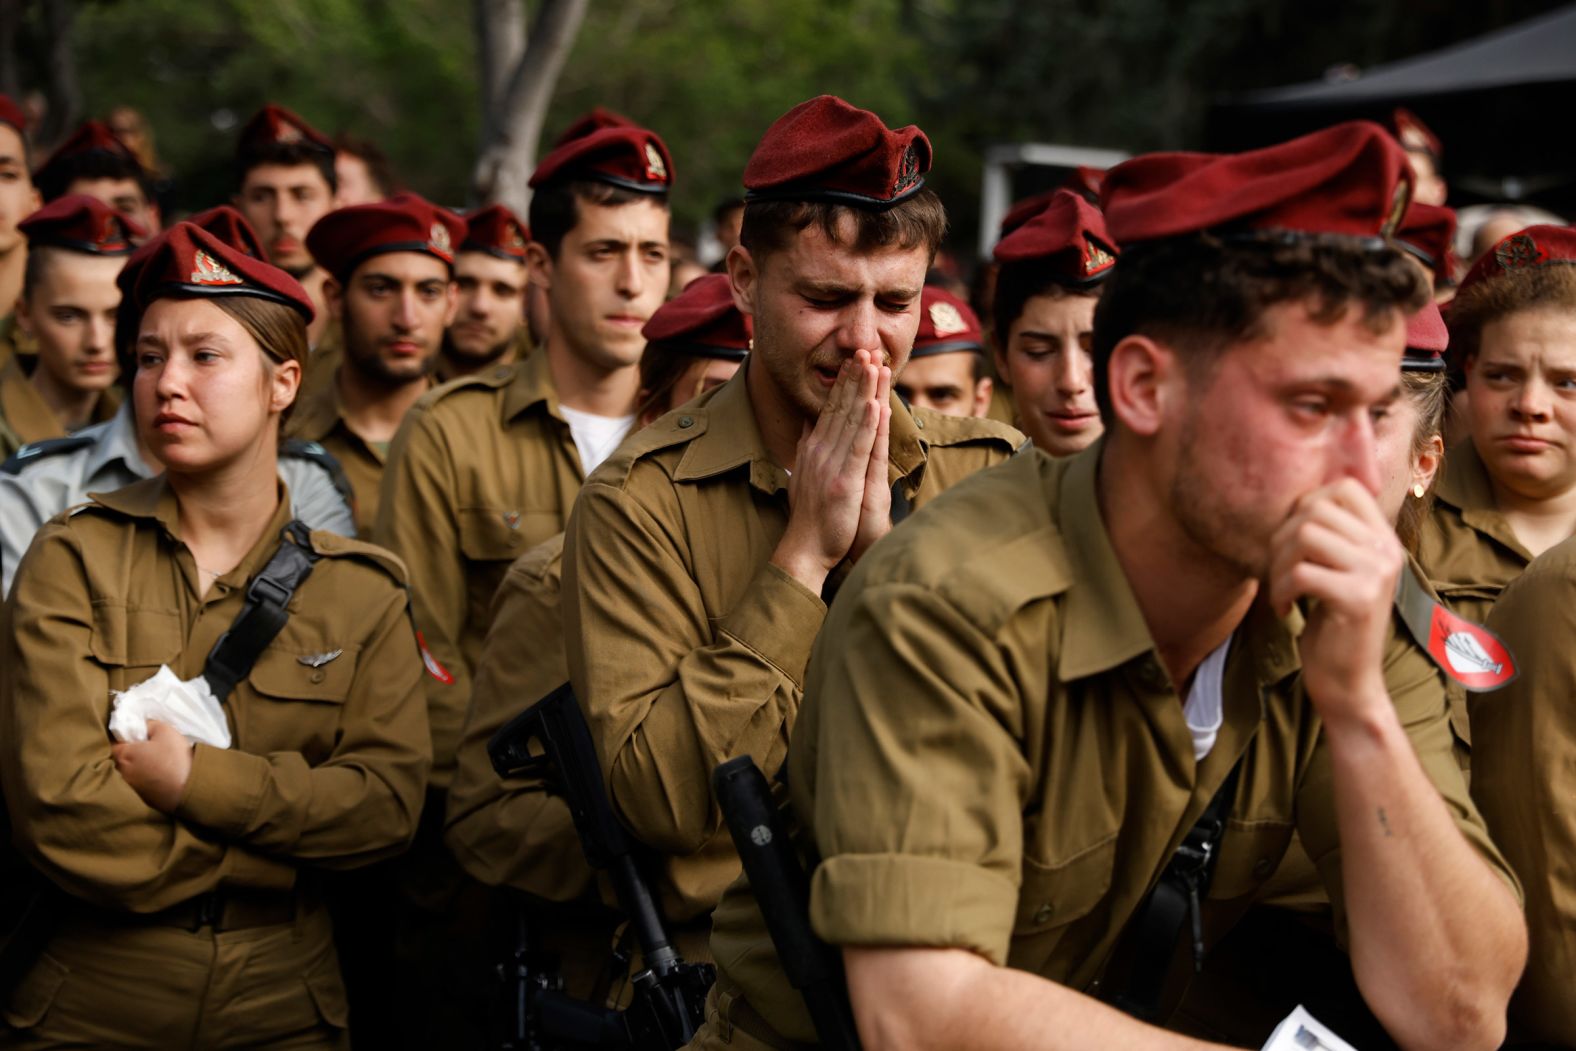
(426, 364, 515, 405)
(595, 408, 709, 485)
(306, 531, 411, 585)
(1, 433, 97, 476)
(910, 406, 1025, 451)
(280, 438, 356, 510)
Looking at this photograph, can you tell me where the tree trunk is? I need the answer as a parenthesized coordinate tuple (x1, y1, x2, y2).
(471, 0, 590, 216)
(38, 0, 80, 146)
(0, 0, 23, 100)
(474, 0, 525, 150)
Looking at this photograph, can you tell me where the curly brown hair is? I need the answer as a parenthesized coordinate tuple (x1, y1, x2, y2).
(739, 189, 947, 267)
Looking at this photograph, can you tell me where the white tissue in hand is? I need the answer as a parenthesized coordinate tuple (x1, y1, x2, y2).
(108, 665, 232, 749)
(1262, 1005, 1360, 1051)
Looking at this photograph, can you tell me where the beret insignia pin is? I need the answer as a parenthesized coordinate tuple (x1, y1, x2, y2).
(1495, 233, 1545, 272)
(893, 145, 921, 196)
(191, 250, 243, 286)
(928, 301, 967, 337)
(275, 122, 304, 144)
(429, 221, 452, 255)
(1085, 237, 1116, 276)
(644, 142, 668, 182)
(1381, 180, 1411, 239)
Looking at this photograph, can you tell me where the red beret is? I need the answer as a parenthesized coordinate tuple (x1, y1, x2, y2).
(640, 274, 750, 358)
(998, 189, 1058, 238)
(1390, 107, 1442, 160)
(181, 205, 267, 260)
(529, 125, 672, 194)
(993, 189, 1118, 287)
(743, 95, 931, 209)
(33, 120, 142, 187)
(1403, 302, 1447, 370)
(236, 104, 334, 156)
(0, 94, 24, 135)
(552, 106, 637, 148)
(1456, 224, 1576, 299)
(306, 192, 466, 281)
(912, 286, 984, 359)
(128, 222, 314, 323)
(18, 194, 143, 255)
(1102, 122, 1413, 246)
(461, 204, 530, 262)
(1395, 201, 1457, 283)
(1062, 166, 1105, 204)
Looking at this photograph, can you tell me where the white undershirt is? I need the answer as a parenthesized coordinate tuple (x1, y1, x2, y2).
(559, 406, 635, 476)
(1182, 633, 1233, 762)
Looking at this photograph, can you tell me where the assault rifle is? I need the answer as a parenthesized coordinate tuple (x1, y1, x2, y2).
(488, 683, 714, 1050)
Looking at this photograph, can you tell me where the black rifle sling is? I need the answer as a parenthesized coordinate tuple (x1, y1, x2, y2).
(203, 520, 321, 702)
(1107, 759, 1243, 1022)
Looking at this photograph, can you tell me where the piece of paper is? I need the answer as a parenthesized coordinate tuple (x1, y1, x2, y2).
(108, 665, 232, 749)
(1261, 1005, 1360, 1051)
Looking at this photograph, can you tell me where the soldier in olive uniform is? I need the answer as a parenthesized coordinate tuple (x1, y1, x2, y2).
(693, 122, 1523, 1050)
(560, 96, 1024, 948)
(990, 188, 1116, 456)
(0, 222, 430, 1049)
(437, 203, 534, 381)
(0, 196, 136, 459)
(376, 124, 672, 788)
(285, 193, 462, 536)
(444, 272, 750, 1005)
(1418, 224, 1576, 626)
(892, 285, 992, 418)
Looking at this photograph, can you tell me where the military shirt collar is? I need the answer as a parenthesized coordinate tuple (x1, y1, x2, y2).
(672, 364, 930, 495)
(290, 366, 348, 444)
(1055, 441, 1304, 690)
(87, 401, 155, 482)
(1435, 438, 1529, 559)
(501, 348, 567, 425)
(88, 474, 296, 577)
(0, 356, 61, 443)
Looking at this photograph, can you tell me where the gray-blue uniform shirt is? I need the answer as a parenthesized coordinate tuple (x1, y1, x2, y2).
(0, 402, 356, 596)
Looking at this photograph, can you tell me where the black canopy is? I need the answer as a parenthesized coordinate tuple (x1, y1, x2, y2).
(1208, 4, 1576, 211)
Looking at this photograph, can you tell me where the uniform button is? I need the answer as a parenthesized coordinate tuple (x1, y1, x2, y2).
(915, 417, 925, 429)
(678, 415, 694, 429)
(1137, 657, 1167, 690)
(310, 670, 326, 684)
(493, 366, 511, 379)
(1253, 857, 1274, 878)
(1033, 903, 1054, 924)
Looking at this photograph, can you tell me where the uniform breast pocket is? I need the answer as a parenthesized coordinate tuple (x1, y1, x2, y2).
(1207, 820, 1296, 904)
(90, 602, 184, 689)
(458, 507, 562, 561)
(1011, 831, 1119, 960)
(244, 646, 360, 763)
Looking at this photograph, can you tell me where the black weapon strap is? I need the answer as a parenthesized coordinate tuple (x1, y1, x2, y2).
(1107, 759, 1242, 1022)
(202, 520, 321, 702)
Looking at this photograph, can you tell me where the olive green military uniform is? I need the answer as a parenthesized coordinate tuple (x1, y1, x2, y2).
(1416, 439, 1535, 746)
(286, 366, 400, 537)
(376, 349, 585, 787)
(561, 367, 1024, 925)
(0, 355, 118, 460)
(0, 477, 431, 1049)
(694, 446, 1515, 1048)
(444, 531, 624, 1000)
(300, 327, 343, 402)
(1473, 535, 1576, 1044)
(0, 314, 36, 372)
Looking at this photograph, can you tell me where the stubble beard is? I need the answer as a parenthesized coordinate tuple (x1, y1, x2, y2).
(442, 329, 513, 369)
(1168, 406, 1272, 583)
(343, 322, 435, 390)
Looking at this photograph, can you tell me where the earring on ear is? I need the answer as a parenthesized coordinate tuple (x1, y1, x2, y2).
(1412, 483, 1427, 499)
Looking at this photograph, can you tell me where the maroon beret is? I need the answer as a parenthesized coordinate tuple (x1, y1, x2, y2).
(552, 106, 637, 149)
(998, 189, 1058, 238)
(1062, 166, 1105, 204)
(1390, 107, 1442, 160)
(306, 192, 466, 281)
(1395, 201, 1457, 283)
(529, 125, 672, 194)
(18, 194, 143, 255)
(743, 95, 931, 209)
(181, 205, 267, 260)
(641, 274, 750, 359)
(993, 189, 1118, 287)
(0, 94, 24, 135)
(129, 221, 314, 323)
(1403, 302, 1447, 371)
(461, 203, 530, 262)
(33, 120, 142, 185)
(912, 286, 984, 359)
(1102, 122, 1413, 246)
(236, 104, 334, 156)
(1456, 224, 1576, 299)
